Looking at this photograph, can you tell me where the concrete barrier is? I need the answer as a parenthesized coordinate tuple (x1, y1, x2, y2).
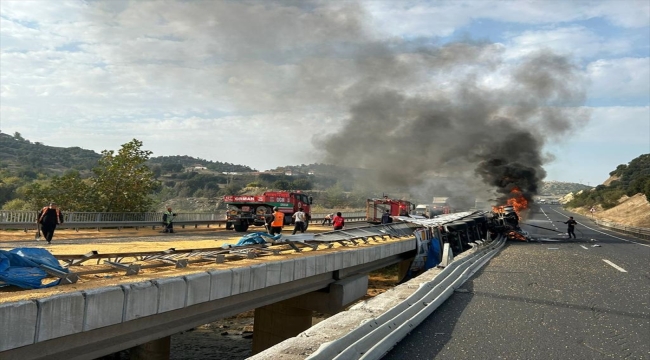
(155, 277, 187, 312)
(122, 281, 159, 321)
(0, 301, 37, 351)
(83, 286, 124, 331)
(36, 293, 85, 342)
(184, 272, 210, 306)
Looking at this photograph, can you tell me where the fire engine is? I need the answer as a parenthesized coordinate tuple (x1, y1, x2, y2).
(366, 196, 414, 224)
(223, 191, 313, 232)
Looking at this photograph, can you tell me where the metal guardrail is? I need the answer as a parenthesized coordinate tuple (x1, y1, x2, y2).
(594, 220, 650, 240)
(0, 211, 368, 231)
(303, 236, 505, 360)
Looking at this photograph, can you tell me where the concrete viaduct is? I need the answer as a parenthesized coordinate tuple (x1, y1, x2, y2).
(0, 235, 417, 359)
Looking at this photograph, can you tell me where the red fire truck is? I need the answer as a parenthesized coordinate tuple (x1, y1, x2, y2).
(223, 191, 313, 232)
(366, 196, 414, 224)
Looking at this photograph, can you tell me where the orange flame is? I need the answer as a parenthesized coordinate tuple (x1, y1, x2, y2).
(492, 187, 529, 214)
(507, 187, 528, 214)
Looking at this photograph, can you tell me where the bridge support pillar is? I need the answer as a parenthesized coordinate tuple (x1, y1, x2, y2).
(252, 274, 369, 354)
(398, 257, 414, 282)
(252, 301, 312, 354)
(129, 336, 171, 360)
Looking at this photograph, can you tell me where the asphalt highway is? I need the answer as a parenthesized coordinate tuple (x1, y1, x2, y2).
(383, 204, 650, 360)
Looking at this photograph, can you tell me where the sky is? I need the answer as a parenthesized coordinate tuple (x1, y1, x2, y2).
(1, 0, 649, 189)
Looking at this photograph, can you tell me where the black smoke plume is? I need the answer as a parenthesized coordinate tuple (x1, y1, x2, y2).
(316, 44, 588, 205)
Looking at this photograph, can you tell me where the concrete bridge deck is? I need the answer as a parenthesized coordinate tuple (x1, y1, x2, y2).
(0, 230, 417, 359)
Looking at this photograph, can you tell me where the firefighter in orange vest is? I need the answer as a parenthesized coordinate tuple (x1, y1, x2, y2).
(268, 207, 284, 235)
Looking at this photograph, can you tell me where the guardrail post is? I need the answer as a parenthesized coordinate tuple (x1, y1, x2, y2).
(440, 242, 453, 267)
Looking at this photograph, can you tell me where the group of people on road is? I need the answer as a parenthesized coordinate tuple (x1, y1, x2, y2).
(318, 211, 345, 230)
(267, 209, 345, 235)
(32, 202, 580, 244)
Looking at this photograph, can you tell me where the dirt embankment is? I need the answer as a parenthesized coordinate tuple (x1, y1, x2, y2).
(568, 193, 650, 228)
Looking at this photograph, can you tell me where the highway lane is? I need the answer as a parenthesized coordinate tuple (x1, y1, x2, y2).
(383, 204, 650, 360)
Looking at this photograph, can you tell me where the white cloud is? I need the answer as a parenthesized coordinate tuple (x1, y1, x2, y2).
(1, 0, 648, 178)
(364, 0, 650, 38)
(578, 106, 650, 144)
(503, 26, 632, 60)
(544, 106, 649, 184)
(587, 58, 650, 102)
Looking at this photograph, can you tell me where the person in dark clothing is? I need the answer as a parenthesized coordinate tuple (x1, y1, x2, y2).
(162, 206, 177, 233)
(381, 210, 393, 224)
(564, 216, 577, 239)
(37, 203, 64, 244)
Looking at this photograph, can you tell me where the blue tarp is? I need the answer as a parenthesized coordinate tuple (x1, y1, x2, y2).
(230, 232, 282, 247)
(0, 248, 68, 289)
(425, 237, 442, 269)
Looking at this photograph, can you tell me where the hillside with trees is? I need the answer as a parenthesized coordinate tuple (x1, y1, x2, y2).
(539, 181, 592, 196)
(3, 131, 629, 214)
(565, 154, 650, 228)
(567, 154, 650, 209)
(0, 132, 101, 175)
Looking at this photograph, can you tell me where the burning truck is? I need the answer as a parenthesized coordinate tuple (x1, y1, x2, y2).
(490, 187, 531, 241)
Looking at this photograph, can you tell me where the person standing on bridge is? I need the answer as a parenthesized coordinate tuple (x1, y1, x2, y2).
(292, 207, 307, 235)
(37, 202, 64, 245)
(268, 207, 284, 235)
(381, 210, 393, 224)
(162, 206, 177, 233)
(564, 216, 577, 239)
(332, 212, 345, 230)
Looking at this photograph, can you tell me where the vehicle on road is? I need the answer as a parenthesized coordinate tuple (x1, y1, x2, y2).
(411, 204, 451, 218)
(223, 191, 313, 232)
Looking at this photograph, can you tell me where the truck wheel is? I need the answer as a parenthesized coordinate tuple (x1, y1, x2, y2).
(226, 222, 233, 230)
(284, 214, 292, 226)
(234, 223, 249, 232)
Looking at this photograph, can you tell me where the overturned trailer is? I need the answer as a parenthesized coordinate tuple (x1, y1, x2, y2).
(390, 208, 528, 279)
(395, 211, 490, 256)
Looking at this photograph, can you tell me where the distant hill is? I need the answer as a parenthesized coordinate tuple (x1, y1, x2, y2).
(147, 155, 255, 173)
(540, 181, 592, 196)
(5, 131, 634, 213)
(0, 132, 101, 175)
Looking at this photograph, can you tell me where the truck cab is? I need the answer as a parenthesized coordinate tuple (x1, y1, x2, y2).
(411, 204, 434, 218)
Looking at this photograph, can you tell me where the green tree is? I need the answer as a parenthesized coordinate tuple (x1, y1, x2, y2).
(18, 182, 48, 209)
(49, 172, 94, 211)
(272, 180, 291, 190)
(1, 198, 31, 210)
(324, 184, 347, 208)
(13, 132, 25, 141)
(291, 178, 313, 190)
(91, 139, 159, 212)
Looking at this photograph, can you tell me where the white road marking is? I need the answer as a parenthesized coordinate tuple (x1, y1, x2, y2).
(602, 259, 627, 273)
(550, 208, 650, 248)
(580, 245, 588, 250)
